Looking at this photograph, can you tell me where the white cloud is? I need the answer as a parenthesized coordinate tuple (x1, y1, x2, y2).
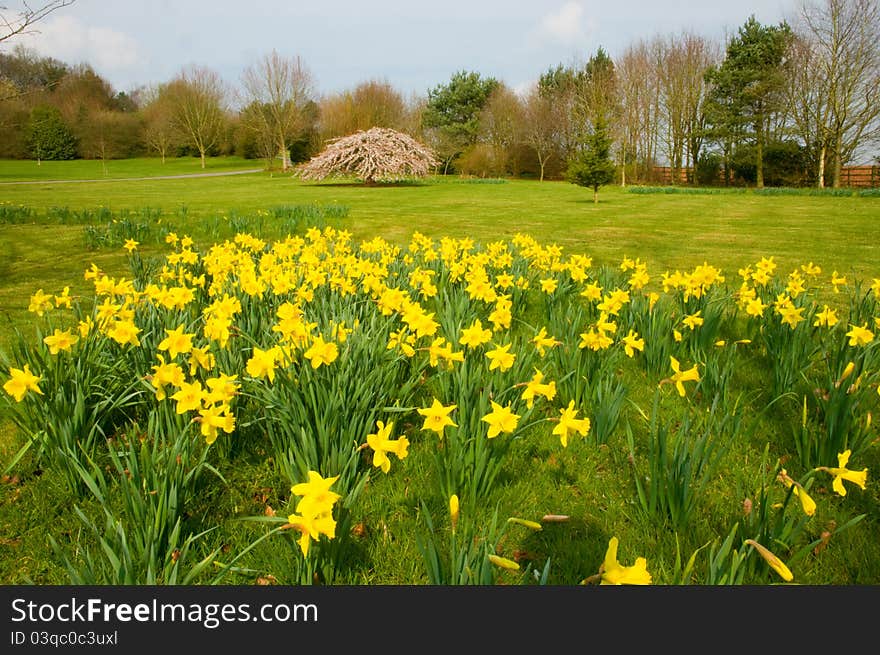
(532, 1, 595, 47)
(20, 15, 140, 75)
(512, 79, 537, 99)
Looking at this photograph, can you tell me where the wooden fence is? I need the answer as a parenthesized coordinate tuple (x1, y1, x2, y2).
(651, 165, 880, 188)
(838, 165, 880, 188)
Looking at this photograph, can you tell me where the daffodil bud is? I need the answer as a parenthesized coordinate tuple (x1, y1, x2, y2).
(449, 494, 459, 532)
(745, 539, 794, 582)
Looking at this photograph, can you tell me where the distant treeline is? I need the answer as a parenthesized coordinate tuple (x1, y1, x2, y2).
(1, 1, 878, 188)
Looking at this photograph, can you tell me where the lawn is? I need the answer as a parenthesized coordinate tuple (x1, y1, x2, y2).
(0, 157, 877, 586)
(0, 156, 261, 181)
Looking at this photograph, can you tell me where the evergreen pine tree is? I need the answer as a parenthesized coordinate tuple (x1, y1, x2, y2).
(566, 117, 615, 203)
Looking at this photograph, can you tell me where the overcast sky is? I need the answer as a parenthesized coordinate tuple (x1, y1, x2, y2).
(11, 0, 793, 99)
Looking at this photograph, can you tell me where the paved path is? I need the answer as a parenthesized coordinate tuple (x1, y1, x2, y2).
(0, 168, 265, 185)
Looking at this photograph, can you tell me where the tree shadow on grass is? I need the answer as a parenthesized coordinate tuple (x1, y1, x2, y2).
(298, 180, 432, 188)
(516, 513, 610, 584)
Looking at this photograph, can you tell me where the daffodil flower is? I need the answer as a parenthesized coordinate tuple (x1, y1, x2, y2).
(3, 364, 43, 402)
(597, 537, 652, 585)
(481, 401, 520, 438)
(815, 449, 868, 497)
(418, 398, 458, 436)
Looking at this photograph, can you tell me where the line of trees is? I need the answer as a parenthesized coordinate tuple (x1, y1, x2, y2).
(1, 0, 878, 187)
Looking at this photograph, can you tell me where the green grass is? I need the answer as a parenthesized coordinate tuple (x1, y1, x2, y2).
(1, 157, 878, 586)
(0, 156, 261, 181)
(1, 160, 876, 279)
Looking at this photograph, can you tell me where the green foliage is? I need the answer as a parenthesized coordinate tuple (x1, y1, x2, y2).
(732, 140, 809, 187)
(626, 391, 738, 531)
(695, 152, 723, 186)
(565, 117, 615, 201)
(0, 45, 69, 92)
(25, 106, 78, 161)
(704, 15, 793, 187)
(422, 70, 499, 171)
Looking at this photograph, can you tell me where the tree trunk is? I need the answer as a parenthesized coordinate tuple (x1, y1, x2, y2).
(832, 149, 842, 188)
(593, 188, 599, 204)
(756, 120, 764, 189)
(279, 131, 290, 171)
(199, 148, 206, 169)
(817, 144, 825, 189)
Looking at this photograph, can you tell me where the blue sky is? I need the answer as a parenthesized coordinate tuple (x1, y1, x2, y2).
(12, 0, 791, 99)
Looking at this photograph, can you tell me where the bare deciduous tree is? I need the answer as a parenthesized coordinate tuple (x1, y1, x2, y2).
(793, 0, 880, 187)
(167, 65, 227, 169)
(477, 84, 524, 176)
(240, 50, 314, 171)
(0, 0, 75, 44)
(141, 84, 177, 163)
(521, 86, 558, 181)
(296, 126, 439, 184)
(616, 39, 662, 184)
(655, 33, 718, 184)
(318, 78, 408, 141)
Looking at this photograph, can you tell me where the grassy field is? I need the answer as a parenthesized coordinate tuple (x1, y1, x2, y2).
(0, 157, 878, 586)
(0, 156, 261, 181)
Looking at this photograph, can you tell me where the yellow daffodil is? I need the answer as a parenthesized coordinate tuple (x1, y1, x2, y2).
(683, 311, 704, 330)
(204, 373, 239, 405)
(28, 289, 54, 316)
(303, 335, 339, 369)
(539, 278, 558, 294)
(197, 403, 236, 444)
(54, 286, 72, 309)
(667, 356, 700, 397)
(481, 401, 520, 438)
(597, 537, 652, 585)
(149, 355, 185, 401)
(813, 305, 839, 328)
(745, 297, 767, 318)
(531, 327, 560, 356)
(3, 364, 43, 402)
(106, 319, 141, 347)
(418, 398, 457, 435)
(815, 449, 868, 497)
(366, 420, 409, 473)
(449, 494, 460, 532)
(459, 319, 492, 348)
(42, 328, 78, 355)
(507, 517, 542, 531)
(552, 400, 590, 447)
(157, 324, 195, 359)
(520, 368, 557, 408)
(486, 342, 516, 372)
(778, 469, 816, 517)
(488, 554, 520, 571)
(745, 539, 794, 582)
(171, 380, 204, 414)
(777, 304, 805, 329)
(291, 471, 341, 519)
(621, 329, 645, 357)
(286, 511, 337, 558)
(246, 345, 281, 382)
(845, 323, 874, 347)
(188, 345, 215, 376)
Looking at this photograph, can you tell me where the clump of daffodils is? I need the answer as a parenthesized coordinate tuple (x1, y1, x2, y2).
(284, 471, 341, 557)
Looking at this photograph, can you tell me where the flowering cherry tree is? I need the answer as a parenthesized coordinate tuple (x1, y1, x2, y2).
(296, 127, 439, 184)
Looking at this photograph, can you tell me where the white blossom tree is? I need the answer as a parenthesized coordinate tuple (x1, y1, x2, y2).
(296, 127, 439, 184)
